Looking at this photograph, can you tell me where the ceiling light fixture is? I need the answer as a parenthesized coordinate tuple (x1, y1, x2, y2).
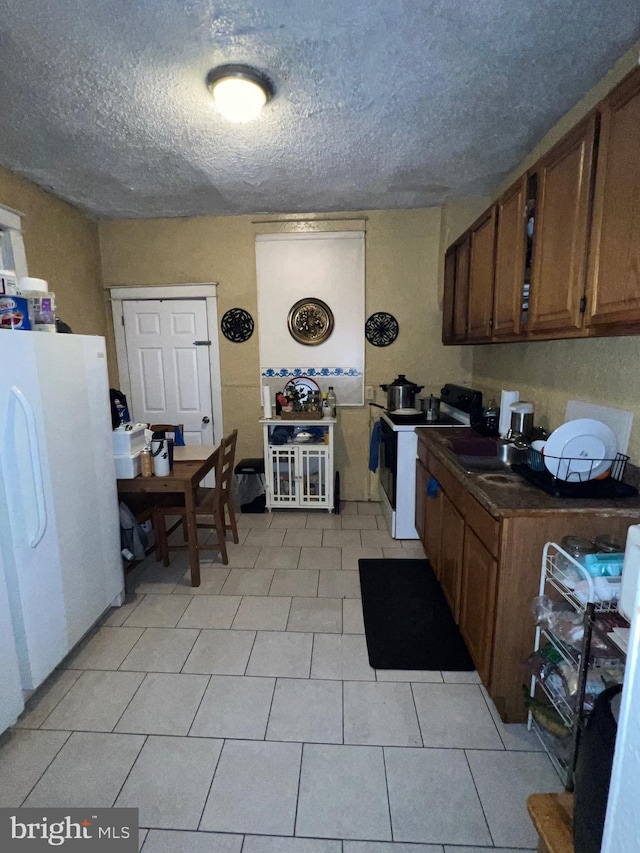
(206, 64, 274, 123)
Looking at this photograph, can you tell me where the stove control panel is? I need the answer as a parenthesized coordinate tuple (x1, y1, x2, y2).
(439, 383, 483, 415)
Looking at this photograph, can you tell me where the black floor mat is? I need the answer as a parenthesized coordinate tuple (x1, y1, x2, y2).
(358, 558, 475, 671)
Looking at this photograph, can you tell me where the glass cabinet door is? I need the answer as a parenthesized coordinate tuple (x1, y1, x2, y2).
(298, 447, 329, 506)
(270, 446, 297, 504)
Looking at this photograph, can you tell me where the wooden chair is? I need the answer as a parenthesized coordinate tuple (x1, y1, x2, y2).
(154, 430, 239, 566)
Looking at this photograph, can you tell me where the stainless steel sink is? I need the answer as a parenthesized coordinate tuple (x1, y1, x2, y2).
(453, 439, 528, 474)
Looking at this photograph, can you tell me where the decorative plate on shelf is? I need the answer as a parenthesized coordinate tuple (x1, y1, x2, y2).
(283, 375, 321, 404)
(220, 307, 254, 343)
(365, 311, 399, 346)
(287, 298, 334, 345)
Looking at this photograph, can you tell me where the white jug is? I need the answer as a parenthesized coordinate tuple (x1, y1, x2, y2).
(150, 439, 170, 476)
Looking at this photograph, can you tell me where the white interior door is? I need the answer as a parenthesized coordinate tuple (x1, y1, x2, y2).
(123, 299, 215, 446)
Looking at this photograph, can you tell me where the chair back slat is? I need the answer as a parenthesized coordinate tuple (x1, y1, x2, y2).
(214, 430, 238, 510)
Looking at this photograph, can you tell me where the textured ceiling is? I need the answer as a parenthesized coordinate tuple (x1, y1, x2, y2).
(0, 1, 638, 219)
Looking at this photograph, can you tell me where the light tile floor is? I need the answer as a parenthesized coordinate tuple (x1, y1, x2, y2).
(0, 502, 561, 851)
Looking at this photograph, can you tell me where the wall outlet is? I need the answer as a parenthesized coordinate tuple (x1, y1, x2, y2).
(365, 385, 375, 401)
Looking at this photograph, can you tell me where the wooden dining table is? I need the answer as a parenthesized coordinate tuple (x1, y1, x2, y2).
(117, 444, 218, 587)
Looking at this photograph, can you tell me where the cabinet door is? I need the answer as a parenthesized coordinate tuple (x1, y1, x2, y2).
(442, 235, 471, 343)
(527, 115, 596, 333)
(586, 67, 640, 327)
(424, 473, 442, 579)
(439, 493, 464, 622)
(493, 177, 527, 337)
(467, 209, 496, 341)
(269, 446, 298, 506)
(453, 235, 471, 341)
(415, 460, 428, 546)
(298, 446, 331, 508)
(442, 246, 456, 344)
(459, 527, 498, 685)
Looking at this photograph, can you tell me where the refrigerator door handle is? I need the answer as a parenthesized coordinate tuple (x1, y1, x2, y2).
(10, 385, 47, 547)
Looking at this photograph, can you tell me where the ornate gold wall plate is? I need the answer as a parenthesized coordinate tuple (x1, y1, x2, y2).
(287, 298, 334, 345)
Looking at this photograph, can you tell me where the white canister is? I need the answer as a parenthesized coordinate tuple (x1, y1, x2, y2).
(150, 439, 171, 476)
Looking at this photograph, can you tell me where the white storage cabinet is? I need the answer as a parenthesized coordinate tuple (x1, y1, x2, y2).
(261, 417, 336, 511)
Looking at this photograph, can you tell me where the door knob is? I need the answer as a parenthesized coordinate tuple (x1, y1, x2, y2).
(202, 416, 210, 424)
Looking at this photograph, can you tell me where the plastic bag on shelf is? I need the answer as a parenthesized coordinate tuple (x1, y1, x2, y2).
(531, 595, 584, 645)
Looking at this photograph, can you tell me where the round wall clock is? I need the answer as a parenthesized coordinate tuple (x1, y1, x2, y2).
(365, 311, 399, 347)
(221, 308, 254, 343)
(287, 298, 334, 346)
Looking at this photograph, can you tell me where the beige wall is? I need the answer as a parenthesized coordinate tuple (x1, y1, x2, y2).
(469, 44, 640, 463)
(0, 165, 106, 339)
(99, 208, 470, 499)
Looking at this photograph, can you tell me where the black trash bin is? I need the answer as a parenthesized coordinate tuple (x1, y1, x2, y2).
(573, 683, 623, 853)
(234, 458, 266, 513)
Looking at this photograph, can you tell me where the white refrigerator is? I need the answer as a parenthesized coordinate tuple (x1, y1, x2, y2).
(0, 332, 124, 733)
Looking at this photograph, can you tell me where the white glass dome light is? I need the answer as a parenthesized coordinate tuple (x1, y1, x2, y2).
(207, 64, 274, 123)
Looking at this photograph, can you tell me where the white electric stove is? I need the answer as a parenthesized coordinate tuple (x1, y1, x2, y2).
(378, 384, 481, 539)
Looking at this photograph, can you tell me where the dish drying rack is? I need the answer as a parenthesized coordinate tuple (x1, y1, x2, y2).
(512, 451, 637, 498)
(528, 542, 628, 788)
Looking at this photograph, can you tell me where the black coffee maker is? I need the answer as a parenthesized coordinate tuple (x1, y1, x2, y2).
(470, 399, 499, 436)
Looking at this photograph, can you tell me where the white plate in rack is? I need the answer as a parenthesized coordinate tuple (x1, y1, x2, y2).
(544, 418, 617, 481)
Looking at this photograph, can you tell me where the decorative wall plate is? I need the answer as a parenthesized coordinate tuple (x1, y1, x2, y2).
(221, 307, 254, 342)
(365, 311, 399, 346)
(287, 298, 334, 346)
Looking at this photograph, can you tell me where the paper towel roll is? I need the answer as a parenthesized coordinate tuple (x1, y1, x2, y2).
(17, 277, 49, 293)
(499, 390, 519, 438)
(262, 385, 273, 419)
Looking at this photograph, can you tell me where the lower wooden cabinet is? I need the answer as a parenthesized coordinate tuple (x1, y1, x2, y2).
(459, 527, 498, 685)
(438, 493, 464, 623)
(415, 432, 640, 723)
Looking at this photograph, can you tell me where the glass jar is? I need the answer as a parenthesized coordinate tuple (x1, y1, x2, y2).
(561, 536, 597, 560)
(594, 534, 625, 554)
(555, 535, 597, 580)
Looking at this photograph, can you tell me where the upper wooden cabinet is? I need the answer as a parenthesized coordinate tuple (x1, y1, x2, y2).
(586, 66, 640, 328)
(466, 208, 496, 341)
(527, 114, 596, 333)
(441, 233, 470, 343)
(441, 65, 640, 345)
(492, 176, 528, 337)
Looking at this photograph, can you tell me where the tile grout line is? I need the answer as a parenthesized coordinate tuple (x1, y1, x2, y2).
(196, 736, 226, 831)
(243, 631, 260, 676)
(110, 733, 149, 810)
(380, 745, 395, 842)
(462, 746, 495, 848)
(292, 740, 305, 838)
(476, 681, 508, 751)
(17, 729, 73, 807)
(262, 676, 278, 740)
(21, 670, 82, 730)
(408, 682, 426, 747)
(185, 673, 213, 737)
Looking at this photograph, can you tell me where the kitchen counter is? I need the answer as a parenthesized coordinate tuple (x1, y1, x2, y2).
(418, 427, 640, 519)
